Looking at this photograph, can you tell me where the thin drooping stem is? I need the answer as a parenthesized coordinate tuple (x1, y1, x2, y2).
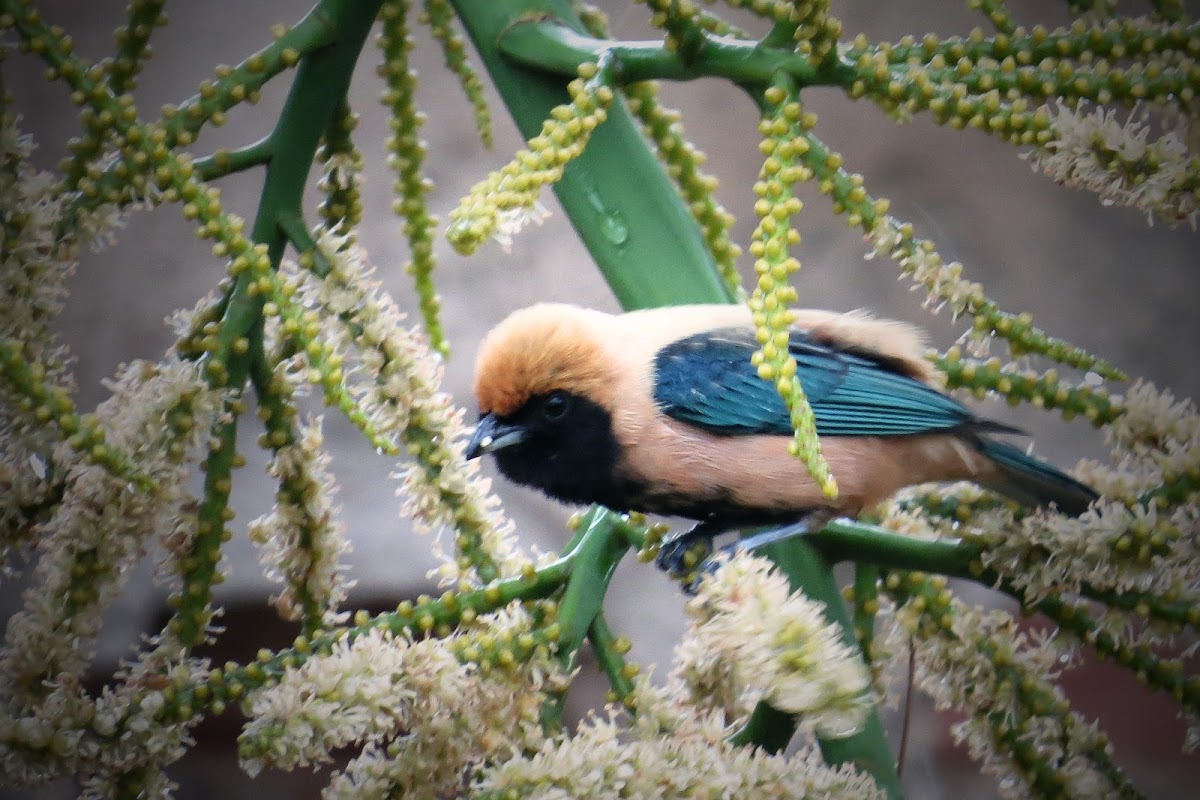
(449, 0, 735, 308)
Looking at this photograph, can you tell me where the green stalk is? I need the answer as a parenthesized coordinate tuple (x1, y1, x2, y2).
(541, 506, 633, 728)
(809, 517, 1195, 631)
(207, 552, 576, 701)
(235, 0, 383, 299)
(497, 19, 855, 88)
(588, 612, 635, 702)
(106, 0, 166, 95)
(448, 0, 734, 308)
(63, 7, 342, 219)
(193, 137, 275, 182)
(812, 518, 979, 574)
(853, 563, 880, 655)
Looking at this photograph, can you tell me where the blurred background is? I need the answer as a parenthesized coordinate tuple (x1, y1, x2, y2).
(2, 0, 1198, 797)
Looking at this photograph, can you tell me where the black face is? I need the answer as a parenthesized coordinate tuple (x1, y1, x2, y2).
(485, 390, 634, 508)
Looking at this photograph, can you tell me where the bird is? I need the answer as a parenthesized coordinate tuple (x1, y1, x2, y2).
(465, 303, 1097, 570)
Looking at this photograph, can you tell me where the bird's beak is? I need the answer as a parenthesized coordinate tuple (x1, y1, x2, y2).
(465, 413, 527, 459)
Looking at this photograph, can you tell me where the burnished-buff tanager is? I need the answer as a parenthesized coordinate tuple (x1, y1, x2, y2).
(465, 304, 1095, 563)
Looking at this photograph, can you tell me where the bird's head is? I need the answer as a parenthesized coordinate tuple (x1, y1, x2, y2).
(466, 304, 625, 504)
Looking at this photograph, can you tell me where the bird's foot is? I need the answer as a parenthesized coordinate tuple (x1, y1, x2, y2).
(687, 510, 837, 593)
(655, 518, 730, 583)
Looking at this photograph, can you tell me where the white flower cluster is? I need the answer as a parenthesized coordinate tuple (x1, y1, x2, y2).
(0, 400, 57, 570)
(491, 202, 550, 254)
(979, 381, 1199, 605)
(1, 653, 207, 796)
(320, 150, 362, 193)
(677, 551, 872, 738)
(878, 592, 1122, 798)
(0, 114, 75, 361)
(474, 680, 883, 799)
(249, 415, 353, 626)
(1105, 380, 1199, 466)
(986, 500, 1198, 601)
(283, 231, 527, 584)
(1072, 452, 1164, 502)
(879, 489, 971, 540)
(669, 625, 744, 724)
(1, 113, 140, 569)
(240, 606, 552, 798)
(239, 628, 465, 775)
(1024, 100, 1199, 229)
(1, 115, 77, 564)
(1, 358, 220, 708)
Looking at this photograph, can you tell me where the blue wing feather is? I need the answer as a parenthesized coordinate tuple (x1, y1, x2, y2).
(653, 327, 975, 437)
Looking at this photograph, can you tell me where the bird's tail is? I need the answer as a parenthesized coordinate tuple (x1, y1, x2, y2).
(976, 438, 1098, 516)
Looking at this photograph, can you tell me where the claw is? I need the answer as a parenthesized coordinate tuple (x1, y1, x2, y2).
(655, 532, 713, 578)
(683, 551, 728, 594)
(655, 517, 730, 581)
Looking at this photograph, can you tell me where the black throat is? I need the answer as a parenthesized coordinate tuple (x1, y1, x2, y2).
(491, 393, 642, 509)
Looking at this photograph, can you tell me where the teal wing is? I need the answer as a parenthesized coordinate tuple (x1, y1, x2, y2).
(652, 328, 980, 437)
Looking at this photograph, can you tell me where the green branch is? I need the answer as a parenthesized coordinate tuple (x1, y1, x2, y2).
(497, 18, 855, 88)
(1035, 594, 1200, 723)
(0, 338, 149, 488)
(216, 0, 384, 363)
(113, 552, 577, 727)
(587, 612, 636, 704)
(422, 0, 493, 146)
(811, 518, 980, 574)
(170, 397, 242, 647)
(542, 506, 634, 729)
(791, 125, 1126, 380)
(154, 11, 338, 153)
(278, 213, 321, 266)
(886, 573, 1144, 798)
(67, 5, 341, 213)
(247, 332, 327, 635)
(192, 137, 274, 182)
(855, 18, 1199, 67)
(853, 563, 880, 656)
(315, 96, 363, 235)
(935, 351, 1123, 426)
(105, 0, 166, 95)
(813, 516, 1197, 636)
(378, 1, 445, 352)
(760, 16, 801, 50)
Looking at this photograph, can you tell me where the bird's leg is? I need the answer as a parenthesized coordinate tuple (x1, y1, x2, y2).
(728, 509, 836, 553)
(655, 516, 732, 577)
(685, 509, 838, 593)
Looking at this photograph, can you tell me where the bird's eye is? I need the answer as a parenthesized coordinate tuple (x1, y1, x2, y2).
(542, 391, 571, 421)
